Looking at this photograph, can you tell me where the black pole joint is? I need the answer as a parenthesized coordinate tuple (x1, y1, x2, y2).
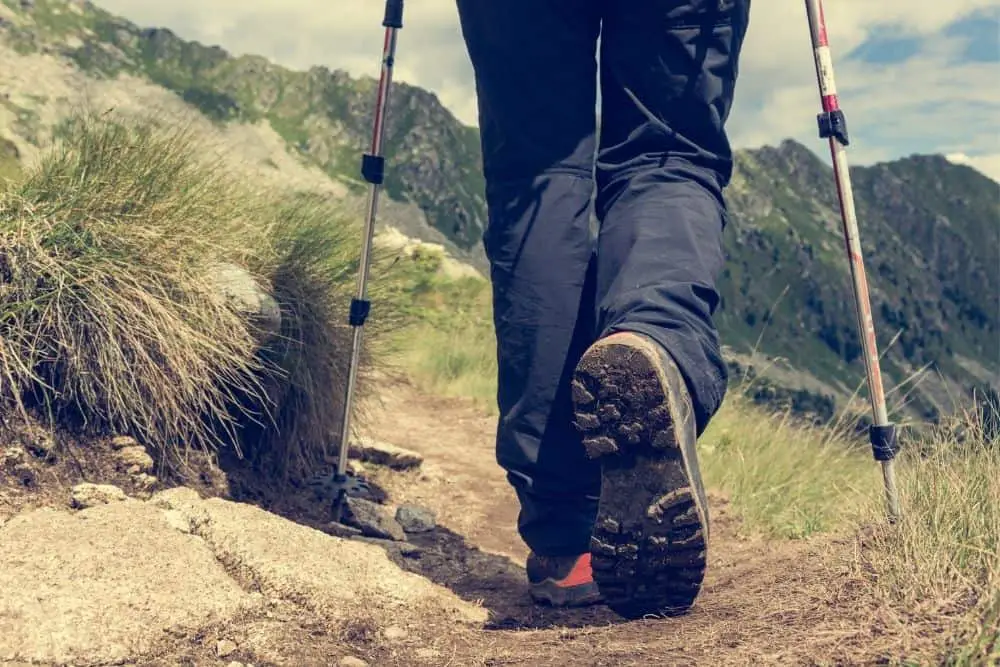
(869, 423, 900, 461)
(349, 298, 371, 327)
(818, 109, 849, 146)
(361, 154, 384, 185)
(383, 0, 404, 28)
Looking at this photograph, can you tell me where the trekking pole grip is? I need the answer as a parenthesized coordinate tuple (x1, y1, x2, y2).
(383, 0, 404, 28)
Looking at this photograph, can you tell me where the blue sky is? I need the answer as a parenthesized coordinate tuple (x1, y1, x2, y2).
(97, 0, 1000, 181)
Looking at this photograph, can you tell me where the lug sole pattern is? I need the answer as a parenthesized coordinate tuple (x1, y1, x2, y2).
(571, 334, 710, 619)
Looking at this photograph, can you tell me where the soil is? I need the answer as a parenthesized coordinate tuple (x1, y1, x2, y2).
(0, 376, 966, 666)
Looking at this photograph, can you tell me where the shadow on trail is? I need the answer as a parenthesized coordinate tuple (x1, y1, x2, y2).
(217, 455, 626, 630)
(389, 526, 627, 631)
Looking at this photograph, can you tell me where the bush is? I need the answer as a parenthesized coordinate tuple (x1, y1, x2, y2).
(0, 112, 401, 483)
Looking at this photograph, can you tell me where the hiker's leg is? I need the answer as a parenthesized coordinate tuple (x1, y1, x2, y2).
(595, 0, 752, 434)
(456, 0, 602, 557)
(568, 0, 752, 617)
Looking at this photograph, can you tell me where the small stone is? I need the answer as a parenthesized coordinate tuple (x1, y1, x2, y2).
(323, 521, 363, 539)
(136, 473, 158, 489)
(209, 262, 282, 343)
(343, 497, 406, 542)
(25, 431, 56, 461)
(348, 438, 423, 470)
(395, 505, 436, 533)
(227, 662, 244, 667)
(216, 639, 238, 657)
(357, 536, 422, 558)
(1, 446, 26, 467)
(116, 446, 154, 473)
(382, 625, 408, 641)
(338, 657, 368, 667)
(415, 648, 441, 661)
(399, 542, 422, 558)
(71, 483, 127, 509)
(110, 435, 139, 450)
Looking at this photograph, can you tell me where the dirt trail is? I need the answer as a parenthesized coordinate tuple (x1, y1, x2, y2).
(0, 377, 942, 666)
(360, 378, 916, 666)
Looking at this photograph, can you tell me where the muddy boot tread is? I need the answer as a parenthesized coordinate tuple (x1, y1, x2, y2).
(571, 334, 709, 619)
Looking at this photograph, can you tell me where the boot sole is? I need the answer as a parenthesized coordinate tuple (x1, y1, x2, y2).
(571, 333, 709, 619)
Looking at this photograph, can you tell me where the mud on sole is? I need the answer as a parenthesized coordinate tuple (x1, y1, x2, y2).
(571, 335, 709, 619)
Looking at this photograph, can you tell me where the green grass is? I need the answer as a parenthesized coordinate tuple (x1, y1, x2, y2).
(385, 247, 498, 409)
(0, 141, 20, 187)
(698, 396, 876, 538)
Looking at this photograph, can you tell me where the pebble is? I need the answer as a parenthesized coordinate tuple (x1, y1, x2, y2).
(348, 438, 423, 470)
(115, 446, 154, 474)
(0, 446, 26, 467)
(70, 483, 127, 509)
(343, 497, 406, 541)
(110, 435, 139, 449)
(338, 657, 368, 667)
(395, 504, 436, 533)
(216, 638, 238, 657)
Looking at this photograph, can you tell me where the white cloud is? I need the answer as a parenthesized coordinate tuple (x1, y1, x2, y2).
(946, 152, 1000, 181)
(93, 0, 1000, 174)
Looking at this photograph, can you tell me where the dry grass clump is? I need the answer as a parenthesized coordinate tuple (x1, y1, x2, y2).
(241, 191, 403, 479)
(0, 111, 399, 483)
(859, 401, 999, 663)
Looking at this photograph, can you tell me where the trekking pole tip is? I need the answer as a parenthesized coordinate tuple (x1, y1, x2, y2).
(870, 423, 902, 522)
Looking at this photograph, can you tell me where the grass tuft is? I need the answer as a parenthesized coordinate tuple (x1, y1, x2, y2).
(0, 110, 400, 483)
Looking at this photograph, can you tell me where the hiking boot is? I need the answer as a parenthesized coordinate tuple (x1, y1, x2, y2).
(571, 331, 710, 619)
(527, 552, 603, 607)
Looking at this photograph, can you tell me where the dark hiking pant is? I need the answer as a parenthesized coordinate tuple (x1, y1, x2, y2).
(456, 0, 751, 557)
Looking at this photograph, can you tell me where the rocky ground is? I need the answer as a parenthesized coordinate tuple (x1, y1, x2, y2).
(0, 377, 964, 666)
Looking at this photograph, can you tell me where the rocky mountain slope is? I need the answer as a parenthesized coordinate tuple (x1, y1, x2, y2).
(2, 0, 996, 420)
(721, 142, 998, 420)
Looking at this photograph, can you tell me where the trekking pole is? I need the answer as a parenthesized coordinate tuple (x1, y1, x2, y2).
(330, 0, 404, 523)
(803, 0, 901, 522)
